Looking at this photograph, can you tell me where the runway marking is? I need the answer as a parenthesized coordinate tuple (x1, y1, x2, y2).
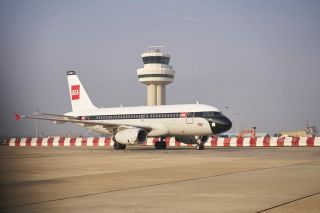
(0, 153, 98, 160)
(256, 192, 320, 212)
(0, 160, 318, 210)
(0, 155, 72, 160)
(0, 148, 113, 160)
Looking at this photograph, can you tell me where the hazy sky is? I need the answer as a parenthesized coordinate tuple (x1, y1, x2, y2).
(1, 0, 319, 136)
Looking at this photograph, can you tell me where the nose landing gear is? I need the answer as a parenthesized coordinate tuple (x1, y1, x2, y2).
(195, 136, 208, 150)
(196, 143, 205, 150)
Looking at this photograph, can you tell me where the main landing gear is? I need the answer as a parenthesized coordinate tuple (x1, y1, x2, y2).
(155, 138, 167, 150)
(113, 142, 126, 150)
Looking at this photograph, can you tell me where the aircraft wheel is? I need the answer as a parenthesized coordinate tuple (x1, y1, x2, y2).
(155, 141, 162, 149)
(155, 141, 167, 150)
(161, 141, 167, 149)
(114, 142, 121, 150)
(196, 144, 204, 150)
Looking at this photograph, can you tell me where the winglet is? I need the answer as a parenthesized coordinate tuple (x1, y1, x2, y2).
(14, 113, 21, 121)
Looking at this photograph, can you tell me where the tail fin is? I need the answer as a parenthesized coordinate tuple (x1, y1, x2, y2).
(66, 71, 97, 112)
(14, 113, 21, 121)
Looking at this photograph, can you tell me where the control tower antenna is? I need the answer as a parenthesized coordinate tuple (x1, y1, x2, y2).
(148, 45, 164, 52)
(137, 46, 175, 106)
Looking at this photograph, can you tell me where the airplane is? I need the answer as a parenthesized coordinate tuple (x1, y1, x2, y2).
(16, 71, 232, 150)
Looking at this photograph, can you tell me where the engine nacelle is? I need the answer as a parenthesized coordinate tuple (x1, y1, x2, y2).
(175, 136, 209, 144)
(113, 128, 147, 145)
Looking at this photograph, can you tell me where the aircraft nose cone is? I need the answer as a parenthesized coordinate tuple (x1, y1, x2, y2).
(223, 116, 232, 132)
(211, 116, 232, 134)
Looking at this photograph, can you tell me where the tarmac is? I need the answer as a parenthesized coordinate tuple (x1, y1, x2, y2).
(0, 146, 319, 213)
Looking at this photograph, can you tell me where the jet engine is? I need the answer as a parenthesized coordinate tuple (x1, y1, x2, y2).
(175, 136, 209, 144)
(113, 128, 147, 145)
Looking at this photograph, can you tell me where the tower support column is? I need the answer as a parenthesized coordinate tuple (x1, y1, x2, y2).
(156, 85, 166, 105)
(147, 84, 157, 106)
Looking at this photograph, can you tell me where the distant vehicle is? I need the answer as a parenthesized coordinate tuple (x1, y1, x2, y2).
(16, 71, 232, 150)
(0, 137, 9, 145)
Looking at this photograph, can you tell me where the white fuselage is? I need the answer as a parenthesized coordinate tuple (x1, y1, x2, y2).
(66, 104, 218, 137)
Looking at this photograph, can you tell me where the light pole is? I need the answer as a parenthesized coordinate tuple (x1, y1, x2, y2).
(234, 113, 240, 135)
(224, 106, 240, 136)
(34, 110, 39, 138)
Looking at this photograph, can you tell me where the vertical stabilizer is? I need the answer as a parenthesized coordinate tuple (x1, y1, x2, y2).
(66, 71, 96, 112)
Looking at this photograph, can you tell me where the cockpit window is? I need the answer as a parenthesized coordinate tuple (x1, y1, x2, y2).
(203, 111, 214, 118)
(194, 111, 223, 118)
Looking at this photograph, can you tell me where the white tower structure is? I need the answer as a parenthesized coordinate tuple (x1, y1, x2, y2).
(137, 46, 175, 106)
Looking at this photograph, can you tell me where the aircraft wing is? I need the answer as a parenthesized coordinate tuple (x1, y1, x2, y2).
(14, 113, 153, 133)
(36, 112, 78, 119)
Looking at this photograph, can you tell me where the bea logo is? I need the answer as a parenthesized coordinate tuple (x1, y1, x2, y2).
(71, 85, 80, 100)
(181, 112, 187, 118)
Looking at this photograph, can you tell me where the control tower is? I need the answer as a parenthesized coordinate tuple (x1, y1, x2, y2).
(137, 46, 175, 106)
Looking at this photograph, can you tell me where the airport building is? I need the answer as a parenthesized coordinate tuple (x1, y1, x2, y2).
(137, 47, 175, 106)
(280, 124, 318, 137)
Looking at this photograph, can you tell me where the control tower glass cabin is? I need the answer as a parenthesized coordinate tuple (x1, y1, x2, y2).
(137, 47, 175, 106)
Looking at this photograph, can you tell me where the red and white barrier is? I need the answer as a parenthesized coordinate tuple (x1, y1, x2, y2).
(8, 137, 320, 147)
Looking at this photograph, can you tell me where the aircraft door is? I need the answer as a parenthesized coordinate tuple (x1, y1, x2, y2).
(186, 112, 194, 124)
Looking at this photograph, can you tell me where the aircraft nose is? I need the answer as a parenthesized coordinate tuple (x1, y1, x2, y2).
(211, 115, 232, 134)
